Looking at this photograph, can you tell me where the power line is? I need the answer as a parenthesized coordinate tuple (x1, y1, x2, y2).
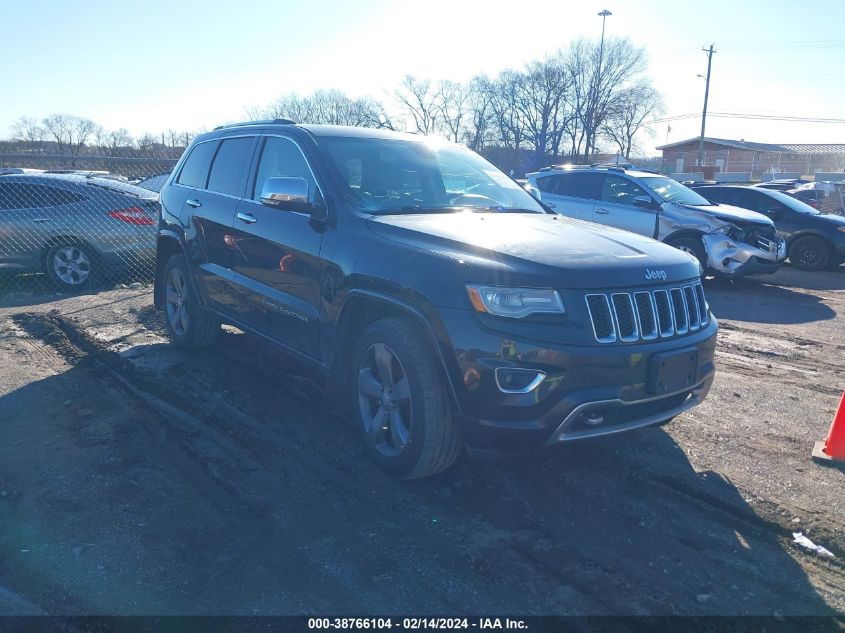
(717, 39, 845, 50)
(649, 112, 845, 125)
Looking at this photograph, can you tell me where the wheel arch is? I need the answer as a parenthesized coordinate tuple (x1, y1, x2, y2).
(785, 229, 835, 250)
(662, 228, 707, 246)
(326, 289, 461, 411)
(154, 231, 188, 309)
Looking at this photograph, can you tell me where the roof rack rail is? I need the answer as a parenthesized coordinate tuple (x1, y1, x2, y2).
(590, 163, 627, 172)
(213, 118, 295, 130)
(539, 163, 593, 172)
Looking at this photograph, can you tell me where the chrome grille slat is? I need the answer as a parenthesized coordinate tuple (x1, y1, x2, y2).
(653, 289, 675, 337)
(611, 293, 639, 342)
(585, 294, 617, 343)
(586, 283, 709, 343)
(633, 291, 658, 340)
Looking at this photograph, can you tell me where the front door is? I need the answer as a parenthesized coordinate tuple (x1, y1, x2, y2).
(593, 174, 657, 237)
(228, 135, 325, 362)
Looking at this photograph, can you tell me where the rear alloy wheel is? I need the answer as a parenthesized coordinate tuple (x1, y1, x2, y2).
(789, 235, 830, 271)
(162, 254, 219, 348)
(353, 317, 462, 479)
(46, 243, 95, 290)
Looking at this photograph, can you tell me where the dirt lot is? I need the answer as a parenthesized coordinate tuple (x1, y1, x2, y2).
(0, 266, 843, 617)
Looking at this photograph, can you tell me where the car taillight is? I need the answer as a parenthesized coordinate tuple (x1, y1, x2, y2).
(107, 206, 155, 225)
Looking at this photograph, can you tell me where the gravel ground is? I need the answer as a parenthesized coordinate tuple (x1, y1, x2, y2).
(0, 266, 843, 617)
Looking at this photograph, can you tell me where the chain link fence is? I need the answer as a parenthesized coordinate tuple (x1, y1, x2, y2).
(0, 152, 179, 300)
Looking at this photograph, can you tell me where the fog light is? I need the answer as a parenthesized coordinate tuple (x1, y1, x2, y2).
(494, 367, 546, 394)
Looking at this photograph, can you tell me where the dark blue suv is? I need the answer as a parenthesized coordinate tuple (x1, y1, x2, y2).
(154, 120, 717, 478)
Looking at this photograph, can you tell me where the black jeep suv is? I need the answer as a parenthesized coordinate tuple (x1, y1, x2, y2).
(154, 121, 717, 478)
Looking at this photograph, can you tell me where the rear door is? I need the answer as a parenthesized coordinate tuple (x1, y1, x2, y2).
(593, 174, 657, 237)
(536, 172, 600, 220)
(228, 134, 325, 361)
(174, 136, 257, 317)
(0, 182, 87, 269)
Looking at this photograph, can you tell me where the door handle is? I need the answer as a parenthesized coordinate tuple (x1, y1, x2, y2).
(32, 218, 51, 223)
(237, 212, 257, 224)
(186, 199, 201, 208)
(595, 208, 610, 214)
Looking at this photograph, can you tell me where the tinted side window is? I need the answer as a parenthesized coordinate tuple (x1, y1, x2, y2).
(177, 140, 218, 188)
(253, 136, 319, 202)
(700, 188, 734, 205)
(535, 175, 557, 194)
(0, 183, 87, 210)
(601, 175, 648, 206)
(727, 189, 765, 212)
(207, 137, 256, 197)
(558, 173, 602, 200)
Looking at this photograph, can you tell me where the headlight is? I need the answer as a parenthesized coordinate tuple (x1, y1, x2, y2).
(466, 285, 565, 318)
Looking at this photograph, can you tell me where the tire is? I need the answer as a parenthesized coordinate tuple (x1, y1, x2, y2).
(352, 317, 462, 479)
(45, 242, 97, 290)
(162, 254, 219, 348)
(789, 235, 830, 271)
(667, 236, 708, 272)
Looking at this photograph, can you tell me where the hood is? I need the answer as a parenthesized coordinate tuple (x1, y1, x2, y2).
(815, 213, 845, 227)
(686, 203, 774, 226)
(367, 212, 700, 289)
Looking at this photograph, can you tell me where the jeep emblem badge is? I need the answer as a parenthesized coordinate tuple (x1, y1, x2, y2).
(645, 269, 667, 281)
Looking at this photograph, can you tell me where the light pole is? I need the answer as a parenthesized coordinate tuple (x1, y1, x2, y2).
(598, 9, 612, 56)
(592, 9, 612, 158)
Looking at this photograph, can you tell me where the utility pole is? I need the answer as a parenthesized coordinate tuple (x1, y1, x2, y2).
(697, 44, 715, 167)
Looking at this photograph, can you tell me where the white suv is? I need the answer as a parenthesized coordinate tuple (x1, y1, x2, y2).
(526, 165, 786, 278)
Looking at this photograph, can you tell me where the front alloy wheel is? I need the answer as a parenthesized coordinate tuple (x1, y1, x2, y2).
(352, 317, 462, 479)
(357, 342, 413, 457)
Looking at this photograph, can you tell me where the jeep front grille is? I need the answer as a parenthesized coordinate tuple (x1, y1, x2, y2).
(585, 282, 708, 344)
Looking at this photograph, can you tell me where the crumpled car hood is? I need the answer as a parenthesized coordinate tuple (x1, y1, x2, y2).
(686, 203, 774, 226)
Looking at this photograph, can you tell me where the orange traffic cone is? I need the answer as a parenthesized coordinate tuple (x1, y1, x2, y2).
(812, 391, 845, 467)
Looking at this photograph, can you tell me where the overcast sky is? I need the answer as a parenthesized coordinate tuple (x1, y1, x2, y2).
(2, 0, 844, 152)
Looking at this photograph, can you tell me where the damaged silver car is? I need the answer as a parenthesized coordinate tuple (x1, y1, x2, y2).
(526, 165, 786, 278)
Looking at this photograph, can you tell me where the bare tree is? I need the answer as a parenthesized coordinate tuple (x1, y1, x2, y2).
(41, 114, 97, 157)
(462, 76, 494, 151)
(436, 80, 471, 143)
(252, 89, 395, 129)
(11, 116, 45, 146)
(513, 54, 573, 169)
(601, 83, 664, 158)
(575, 38, 647, 160)
(136, 133, 157, 152)
(484, 71, 528, 173)
(395, 76, 440, 135)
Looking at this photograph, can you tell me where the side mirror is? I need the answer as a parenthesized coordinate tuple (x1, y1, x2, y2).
(260, 177, 326, 221)
(633, 195, 655, 209)
(261, 176, 309, 210)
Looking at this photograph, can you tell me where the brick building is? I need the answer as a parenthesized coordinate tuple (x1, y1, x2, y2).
(656, 137, 845, 179)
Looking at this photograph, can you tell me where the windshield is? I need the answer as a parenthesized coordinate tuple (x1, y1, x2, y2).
(639, 177, 712, 206)
(317, 136, 545, 214)
(766, 188, 821, 215)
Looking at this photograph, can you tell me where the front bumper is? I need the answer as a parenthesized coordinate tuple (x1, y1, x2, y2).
(702, 233, 786, 277)
(439, 307, 718, 453)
